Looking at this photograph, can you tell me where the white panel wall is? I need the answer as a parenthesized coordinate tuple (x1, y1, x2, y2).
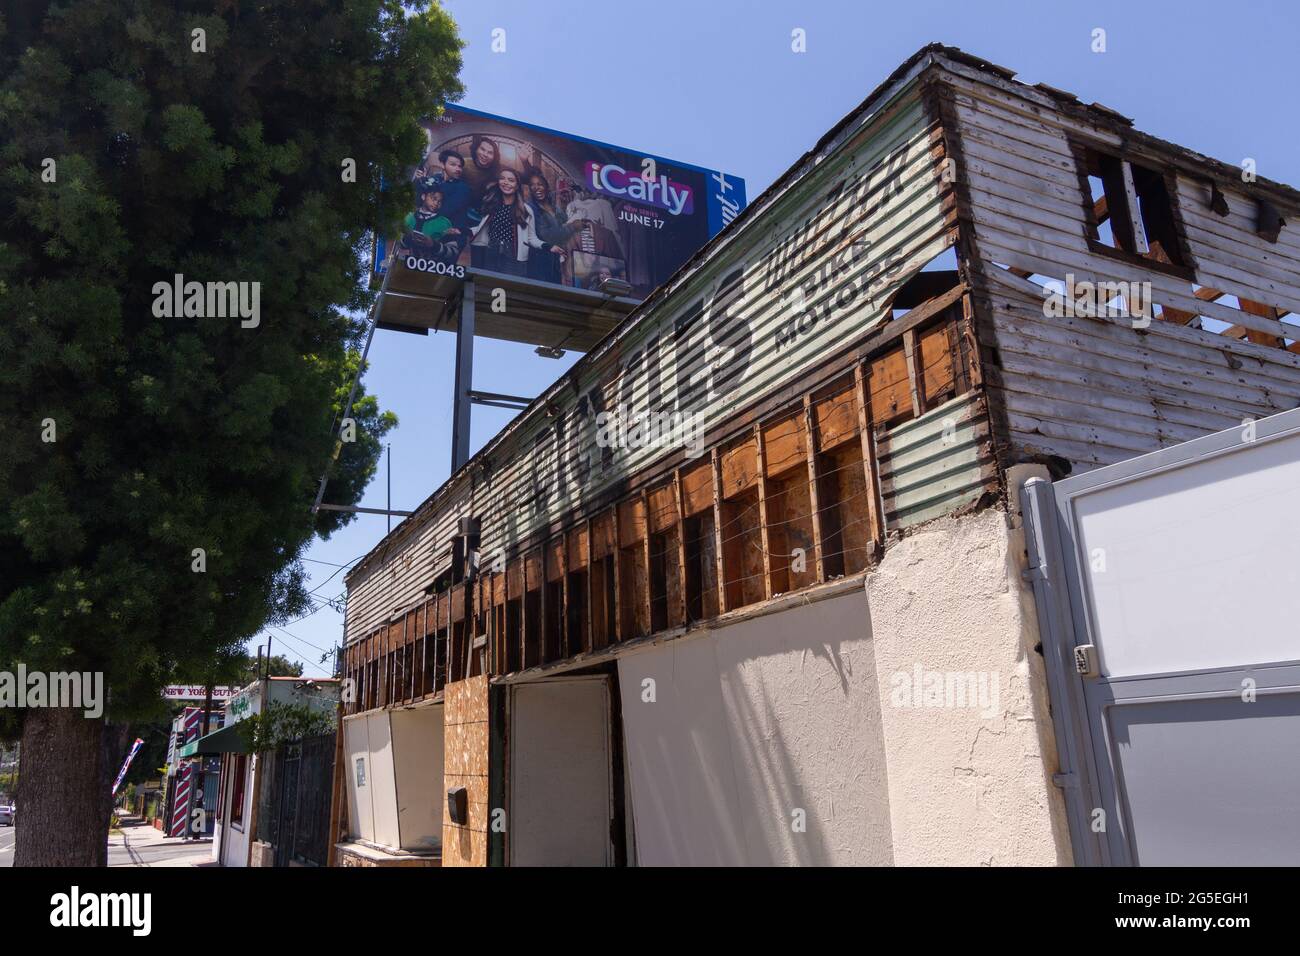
(510, 678, 612, 866)
(617, 590, 894, 866)
(1074, 429, 1300, 677)
(365, 712, 400, 849)
(391, 705, 445, 851)
(343, 715, 375, 843)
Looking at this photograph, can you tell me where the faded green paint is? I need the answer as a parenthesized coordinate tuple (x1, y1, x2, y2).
(880, 392, 992, 530)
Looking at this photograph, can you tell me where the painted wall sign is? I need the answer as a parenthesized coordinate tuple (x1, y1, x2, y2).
(347, 94, 949, 640)
(163, 685, 237, 701)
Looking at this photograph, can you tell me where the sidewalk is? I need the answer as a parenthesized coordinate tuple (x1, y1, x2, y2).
(111, 815, 216, 867)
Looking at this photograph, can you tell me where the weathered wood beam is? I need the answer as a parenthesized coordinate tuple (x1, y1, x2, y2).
(803, 395, 826, 583)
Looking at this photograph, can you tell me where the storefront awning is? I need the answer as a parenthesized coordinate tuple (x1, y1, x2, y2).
(178, 722, 248, 758)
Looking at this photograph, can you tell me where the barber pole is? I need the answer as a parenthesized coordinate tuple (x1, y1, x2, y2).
(111, 737, 145, 796)
(168, 707, 203, 837)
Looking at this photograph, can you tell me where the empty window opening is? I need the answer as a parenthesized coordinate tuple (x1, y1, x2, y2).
(589, 553, 616, 650)
(1080, 146, 1186, 269)
(543, 579, 563, 663)
(720, 487, 764, 611)
(523, 587, 541, 669)
(817, 443, 871, 579)
(450, 620, 467, 683)
(504, 599, 522, 673)
(566, 568, 589, 654)
(648, 532, 670, 633)
(682, 511, 719, 622)
(889, 247, 961, 320)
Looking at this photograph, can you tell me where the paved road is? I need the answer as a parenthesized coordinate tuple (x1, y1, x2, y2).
(0, 821, 213, 867)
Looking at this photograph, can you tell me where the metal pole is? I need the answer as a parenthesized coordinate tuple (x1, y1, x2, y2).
(312, 248, 397, 515)
(451, 279, 475, 473)
(387, 443, 392, 534)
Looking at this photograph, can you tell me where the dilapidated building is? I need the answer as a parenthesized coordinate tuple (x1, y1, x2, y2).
(332, 45, 1300, 867)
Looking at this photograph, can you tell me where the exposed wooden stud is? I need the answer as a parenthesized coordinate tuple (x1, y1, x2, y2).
(853, 362, 885, 554)
(1119, 160, 1150, 254)
(640, 488, 654, 635)
(610, 505, 623, 642)
(753, 424, 774, 601)
(584, 517, 594, 654)
(903, 328, 925, 417)
(803, 395, 826, 583)
(1238, 298, 1286, 347)
(538, 544, 549, 665)
(671, 471, 690, 625)
(519, 554, 529, 673)
(420, 601, 428, 697)
(710, 448, 728, 614)
(559, 531, 570, 659)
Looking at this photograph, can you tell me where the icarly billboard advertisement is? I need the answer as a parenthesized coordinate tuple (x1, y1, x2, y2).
(378, 105, 746, 300)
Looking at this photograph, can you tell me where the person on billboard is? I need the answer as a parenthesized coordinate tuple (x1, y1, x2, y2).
(565, 187, 622, 249)
(468, 168, 565, 276)
(400, 183, 461, 263)
(524, 172, 568, 284)
(462, 135, 503, 208)
(429, 149, 473, 230)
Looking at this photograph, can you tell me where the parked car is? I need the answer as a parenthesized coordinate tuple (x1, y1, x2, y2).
(0, 804, 13, 826)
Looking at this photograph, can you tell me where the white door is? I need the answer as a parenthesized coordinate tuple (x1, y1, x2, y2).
(510, 677, 612, 866)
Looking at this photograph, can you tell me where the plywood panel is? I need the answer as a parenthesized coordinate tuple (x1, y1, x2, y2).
(647, 482, 678, 534)
(442, 675, 490, 868)
(870, 347, 913, 426)
(720, 436, 760, 499)
(762, 413, 807, 478)
(680, 459, 715, 516)
(814, 384, 860, 451)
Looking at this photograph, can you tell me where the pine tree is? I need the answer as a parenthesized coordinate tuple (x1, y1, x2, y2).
(0, 0, 463, 865)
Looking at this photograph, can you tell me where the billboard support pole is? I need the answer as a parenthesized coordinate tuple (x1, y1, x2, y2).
(451, 278, 476, 472)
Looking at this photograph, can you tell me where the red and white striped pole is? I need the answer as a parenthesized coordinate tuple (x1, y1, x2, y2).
(169, 707, 203, 837)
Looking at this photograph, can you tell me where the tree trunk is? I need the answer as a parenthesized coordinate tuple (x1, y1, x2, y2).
(14, 708, 111, 866)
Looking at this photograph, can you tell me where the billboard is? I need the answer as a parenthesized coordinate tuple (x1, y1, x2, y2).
(379, 105, 746, 300)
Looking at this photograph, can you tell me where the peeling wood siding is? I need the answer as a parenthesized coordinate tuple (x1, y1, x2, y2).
(983, 268, 1300, 472)
(939, 60, 1300, 339)
(935, 59, 1300, 475)
(877, 391, 995, 529)
(346, 92, 951, 643)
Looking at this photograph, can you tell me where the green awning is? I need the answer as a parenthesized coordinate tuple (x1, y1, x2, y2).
(178, 722, 248, 757)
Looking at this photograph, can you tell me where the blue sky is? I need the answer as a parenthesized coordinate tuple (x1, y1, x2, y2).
(267, 0, 1300, 676)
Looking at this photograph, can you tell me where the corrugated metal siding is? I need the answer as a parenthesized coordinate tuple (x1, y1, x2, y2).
(877, 391, 994, 530)
(346, 90, 952, 642)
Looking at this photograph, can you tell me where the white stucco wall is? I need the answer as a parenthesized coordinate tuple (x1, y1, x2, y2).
(615, 506, 1071, 867)
(617, 589, 895, 866)
(865, 507, 1072, 865)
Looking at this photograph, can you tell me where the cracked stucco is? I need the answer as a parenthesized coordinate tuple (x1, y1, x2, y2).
(865, 507, 1073, 866)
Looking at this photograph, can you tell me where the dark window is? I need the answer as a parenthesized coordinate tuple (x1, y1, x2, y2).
(1079, 146, 1186, 270)
(230, 754, 248, 827)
